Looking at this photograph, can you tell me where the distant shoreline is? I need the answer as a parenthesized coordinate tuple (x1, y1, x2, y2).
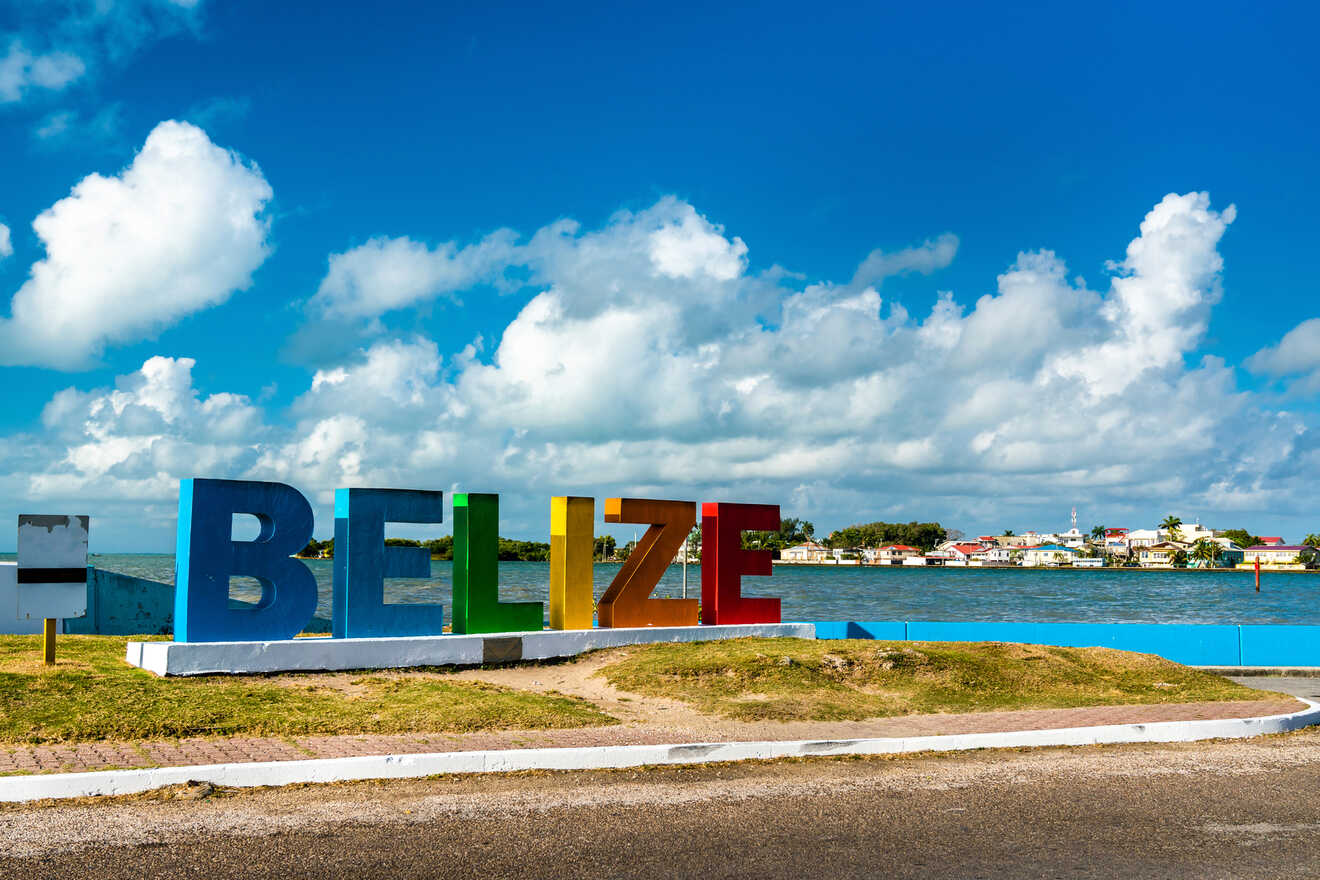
(769, 561, 1317, 573)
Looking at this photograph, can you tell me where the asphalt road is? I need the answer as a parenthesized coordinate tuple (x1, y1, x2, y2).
(5, 725, 1320, 879)
(1229, 674, 1320, 701)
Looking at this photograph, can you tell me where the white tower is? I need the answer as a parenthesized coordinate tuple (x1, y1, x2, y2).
(1071, 507, 1077, 531)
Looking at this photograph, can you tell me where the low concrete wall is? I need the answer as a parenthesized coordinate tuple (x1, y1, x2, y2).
(1239, 625, 1320, 666)
(813, 621, 906, 640)
(63, 567, 174, 636)
(813, 620, 1320, 667)
(0, 568, 332, 637)
(907, 622, 1240, 667)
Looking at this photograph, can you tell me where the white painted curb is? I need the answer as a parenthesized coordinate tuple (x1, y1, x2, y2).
(3, 698, 1317, 804)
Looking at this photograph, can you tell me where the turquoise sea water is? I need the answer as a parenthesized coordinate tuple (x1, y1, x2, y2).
(78, 555, 1320, 626)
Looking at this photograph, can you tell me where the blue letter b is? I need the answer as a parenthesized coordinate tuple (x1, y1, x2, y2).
(174, 478, 317, 642)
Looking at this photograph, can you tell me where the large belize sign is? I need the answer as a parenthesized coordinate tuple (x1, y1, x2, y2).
(174, 479, 782, 643)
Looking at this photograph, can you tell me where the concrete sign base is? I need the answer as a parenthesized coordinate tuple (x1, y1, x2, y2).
(125, 622, 817, 676)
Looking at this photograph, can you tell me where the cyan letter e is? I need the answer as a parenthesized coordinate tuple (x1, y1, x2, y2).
(174, 478, 318, 642)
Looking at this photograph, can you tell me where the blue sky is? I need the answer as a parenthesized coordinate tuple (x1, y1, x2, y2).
(1, 0, 1318, 550)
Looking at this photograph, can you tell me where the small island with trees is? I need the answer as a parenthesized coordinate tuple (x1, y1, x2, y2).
(298, 534, 626, 562)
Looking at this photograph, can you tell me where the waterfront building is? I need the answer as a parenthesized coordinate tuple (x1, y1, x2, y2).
(830, 547, 862, 565)
(946, 543, 991, 561)
(1019, 544, 1080, 566)
(874, 544, 921, 564)
(1238, 544, 1311, 570)
(1124, 529, 1162, 551)
(1057, 507, 1086, 548)
(780, 541, 830, 563)
(1178, 522, 1218, 544)
(1058, 528, 1087, 548)
(1137, 541, 1190, 568)
(1211, 538, 1245, 566)
(1101, 528, 1130, 556)
(979, 546, 1015, 565)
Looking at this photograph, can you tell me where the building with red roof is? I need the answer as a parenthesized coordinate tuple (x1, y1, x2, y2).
(874, 544, 922, 563)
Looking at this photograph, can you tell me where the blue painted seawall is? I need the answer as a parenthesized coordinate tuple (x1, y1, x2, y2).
(59, 568, 331, 637)
(813, 620, 1320, 667)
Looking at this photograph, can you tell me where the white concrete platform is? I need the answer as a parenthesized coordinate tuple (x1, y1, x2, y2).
(125, 622, 817, 676)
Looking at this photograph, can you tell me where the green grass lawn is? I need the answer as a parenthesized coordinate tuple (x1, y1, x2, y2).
(0, 635, 613, 743)
(0, 634, 1284, 743)
(597, 637, 1280, 722)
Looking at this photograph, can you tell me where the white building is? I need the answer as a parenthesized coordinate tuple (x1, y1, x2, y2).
(1058, 527, 1087, 548)
(1238, 545, 1311, 569)
(1137, 541, 1190, 567)
(780, 542, 830, 563)
(1177, 522, 1218, 543)
(1125, 529, 1162, 550)
(1020, 544, 1079, 566)
(874, 544, 921, 564)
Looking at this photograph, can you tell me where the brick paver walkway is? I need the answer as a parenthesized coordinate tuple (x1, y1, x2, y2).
(0, 697, 1304, 776)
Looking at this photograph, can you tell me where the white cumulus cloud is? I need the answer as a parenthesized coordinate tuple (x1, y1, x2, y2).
(0, 40, 85, 102)
(0, 223, 11, 259)
(850, 232, 960, 289)
(1, 1, 203, 105)
(1247, 318, 1320, 394)
(647, 203, 748, 281)
(1045, 192, 1235, 394)
(311, 231, 519, 320)
(0, 120, 273, 369)
(7, 191, 1318, 550)
(24, 356, 263, 526)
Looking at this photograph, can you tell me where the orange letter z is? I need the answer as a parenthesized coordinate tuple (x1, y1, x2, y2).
(597, 498, 697, 628)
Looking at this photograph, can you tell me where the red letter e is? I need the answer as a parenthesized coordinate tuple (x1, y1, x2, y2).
(700, 502, 781, 625)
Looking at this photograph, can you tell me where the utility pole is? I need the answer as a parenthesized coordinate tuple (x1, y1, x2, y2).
(681, 528, 694, 599)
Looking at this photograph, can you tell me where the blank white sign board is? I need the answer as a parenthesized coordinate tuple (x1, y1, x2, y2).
(16, 515, 88, 621)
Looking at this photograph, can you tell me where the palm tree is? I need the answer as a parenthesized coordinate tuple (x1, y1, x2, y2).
(1002, 529, 1015, 537)
(1304, 534, 1320, 547)
(1160, 515, 1183, 543)
(1190, 539, 1221, 568)
(1090, 525, 1105, 542)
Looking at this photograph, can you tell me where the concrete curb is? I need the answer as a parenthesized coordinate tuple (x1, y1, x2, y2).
(1196, 666, 1320, 677)
(3, 698, 1318, 804)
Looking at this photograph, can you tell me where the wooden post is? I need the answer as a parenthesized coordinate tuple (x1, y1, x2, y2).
(43, 618, 56, 665)
(1255, 558, 1261, 593)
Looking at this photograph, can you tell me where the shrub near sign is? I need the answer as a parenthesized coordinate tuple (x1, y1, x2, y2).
(174, 479, 782, 643)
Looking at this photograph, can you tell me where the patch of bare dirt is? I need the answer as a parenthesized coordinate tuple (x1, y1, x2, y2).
(449, 650, 712, 728)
